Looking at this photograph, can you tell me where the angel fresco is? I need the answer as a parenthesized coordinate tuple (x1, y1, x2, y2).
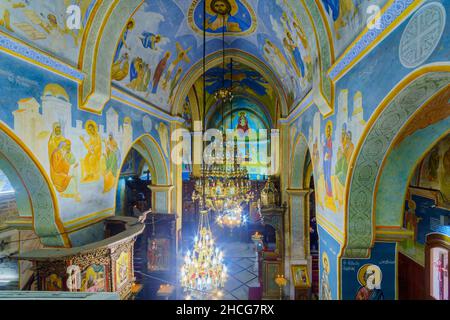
(162, 42, 191, 90)
(190, 0, 254, 35)
(204, 61, 268, 97)
(114, 19, 135, 63)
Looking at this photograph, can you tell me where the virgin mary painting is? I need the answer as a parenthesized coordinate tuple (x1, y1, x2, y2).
(190, 0, 256, 35)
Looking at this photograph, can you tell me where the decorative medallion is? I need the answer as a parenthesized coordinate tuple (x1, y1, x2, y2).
(399, 2, 446, 68)
(188, 0, 256, 36)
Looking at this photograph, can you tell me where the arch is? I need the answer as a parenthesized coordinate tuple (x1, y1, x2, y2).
(115, 133, 171, 214)
(375, 88, 450, 227)
(289, 133, 311, 189)
(172, 50, 289, 118)
(0, 123, 69, 247)
(118, 134, 168, 185)
(344, 65, 450, 258)
(205, 95, 273, 131)
(78, 0, 143, 113)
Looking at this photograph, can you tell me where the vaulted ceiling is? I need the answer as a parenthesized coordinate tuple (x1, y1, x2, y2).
(1, 0, 390, 121)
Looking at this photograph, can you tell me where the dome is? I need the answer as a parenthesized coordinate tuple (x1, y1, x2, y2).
(43, 84, 70, 102)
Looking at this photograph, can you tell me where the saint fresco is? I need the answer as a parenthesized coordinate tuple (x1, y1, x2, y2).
(189, 0, 256, 35)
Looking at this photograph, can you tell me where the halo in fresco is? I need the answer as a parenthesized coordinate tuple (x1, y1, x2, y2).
(188, 0, 256, 36)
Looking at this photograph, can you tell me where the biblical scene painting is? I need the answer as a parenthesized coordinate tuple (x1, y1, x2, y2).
(111, 0, 189, 111)
(207, 97, 272, 179)
(0, 52, 167, 223)
(189, 0, 256, 36)
(203, 60, 277, 115)
(81, 264, 106, 293)
(112, 0, 315, 112)
(115, 251, 130, 289)
(319, 0, 389, 56)
(414, 135, 450, 202)
(258, 0, 313, 107)
(0, 0, 96, 64)
(289, 88, 366, 231)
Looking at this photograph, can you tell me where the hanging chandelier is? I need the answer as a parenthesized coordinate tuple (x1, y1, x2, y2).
(181, 2, 227, 299)
(181, 210, 227, 298)
(191, 15, 254, 226)
(192, 142, 253, 226)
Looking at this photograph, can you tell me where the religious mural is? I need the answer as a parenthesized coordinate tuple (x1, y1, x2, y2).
(290, 87, 365, 231)
(189, 0, 256, 35)
(414, 135, 450, 202)
(318, 225, 340, 300)
(0, 0, 96, 64)
(258, 0, 313, 106)
(111, 0, 315, 111)
(0, 50, 169, 226)
(341, 242, 396, 300)
(81, 264, 106, 292)
(207, 97, 271, 179)
(319, 0, 389, 56)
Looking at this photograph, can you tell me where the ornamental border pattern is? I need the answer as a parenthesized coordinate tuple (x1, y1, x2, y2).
(328, 0, 416, 80)
(345, 72, 450, 258)
(0, 34, 84, 80)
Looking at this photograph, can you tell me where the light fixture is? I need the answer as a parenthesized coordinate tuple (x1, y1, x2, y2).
(181, 1, 227, 299)
(180, 210, 227, 298)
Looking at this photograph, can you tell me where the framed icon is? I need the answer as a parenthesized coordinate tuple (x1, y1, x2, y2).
(291, 264, 310, 288)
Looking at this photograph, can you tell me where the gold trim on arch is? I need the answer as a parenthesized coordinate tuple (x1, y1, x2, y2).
(0, 122, 71, 247)
(328, 0, 424, 83)
(112, 133, 170, 214)
(0, 30, 82, 83)
(300, 0, 334, 116)
(372, 86, 450, 237)
(342, 64, 450, 256)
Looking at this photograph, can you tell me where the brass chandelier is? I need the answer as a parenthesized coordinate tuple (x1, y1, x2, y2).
(191, 10, 253, 228)
(181, 4, 227, 298)
(180, 209, 227, 298)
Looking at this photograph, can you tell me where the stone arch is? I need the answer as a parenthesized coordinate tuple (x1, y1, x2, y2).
(117, 134, 172, 214)
(344, 65, 450, 258)
(0, 123, 69, 247)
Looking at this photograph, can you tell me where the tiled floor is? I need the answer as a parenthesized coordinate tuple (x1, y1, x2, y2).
(219, 241, 259, 300)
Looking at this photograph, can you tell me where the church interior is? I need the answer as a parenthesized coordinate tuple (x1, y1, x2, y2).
(0, 0, 448, 301)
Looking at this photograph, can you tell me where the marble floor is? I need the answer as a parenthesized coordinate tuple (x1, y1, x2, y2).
(219, 241, 260, 300)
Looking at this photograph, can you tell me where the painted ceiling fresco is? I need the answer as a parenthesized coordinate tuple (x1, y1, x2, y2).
(319, 0, 390, 57)
(0, 0, 96, 64)
(111, 0, 315, 112)
(0, 0, 394, 113)
(200, 60, 277, 118)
